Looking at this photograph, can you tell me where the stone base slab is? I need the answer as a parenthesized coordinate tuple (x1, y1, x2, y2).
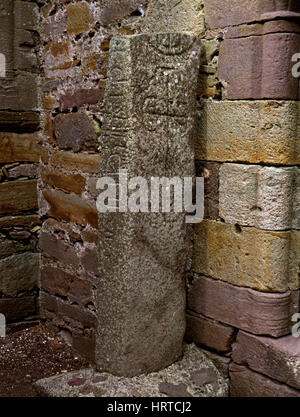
(34, 344, 228, 397)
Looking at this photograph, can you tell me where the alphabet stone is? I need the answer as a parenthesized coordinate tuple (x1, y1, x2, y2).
(96, 34, 201, 377)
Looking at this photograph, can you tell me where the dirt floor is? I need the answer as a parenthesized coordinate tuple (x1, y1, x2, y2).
(0, 323, 92, 397)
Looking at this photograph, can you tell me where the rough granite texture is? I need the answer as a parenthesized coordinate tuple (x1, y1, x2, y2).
(96, 33, 201, 377)
(144, 0, 205, 36)
(34, 344, 229, 397)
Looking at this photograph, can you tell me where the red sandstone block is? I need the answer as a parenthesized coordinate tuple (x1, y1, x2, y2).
(68, 278, 93, 306)
(230, 364, 300, 397)
(204, 0, 300, 29)
(43, 189, 98, 228)
(41, 166, 86, 195)
(232, 331, 300, 389)
(185, 311, 236, 353)
(59, 89, 104, 111)
(219, 32, 300, 99)
(40, 232, 80, 268)
(53, 113, 98, 153)
(41, 265, 72, 298)
(40, 291, 96, 329)
(188, 275, 299, 338)
(42, 264, 93, 307)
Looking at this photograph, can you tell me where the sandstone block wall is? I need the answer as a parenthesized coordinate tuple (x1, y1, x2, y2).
(185, 0, 300, 396)
(0, 0, 41, 327)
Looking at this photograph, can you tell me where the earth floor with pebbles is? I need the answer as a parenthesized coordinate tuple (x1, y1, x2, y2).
(0, 324, 92, 397)
(1, 325, 228, 398)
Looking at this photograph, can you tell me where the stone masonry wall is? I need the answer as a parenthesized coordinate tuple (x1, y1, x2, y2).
(184, 0, 300, 397)
(0, 0, 41, 328)
(38, 0, 299, 396)
(39, 0, 149, 361)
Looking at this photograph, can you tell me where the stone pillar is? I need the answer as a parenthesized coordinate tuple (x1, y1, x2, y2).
(96, 33, 201, 377)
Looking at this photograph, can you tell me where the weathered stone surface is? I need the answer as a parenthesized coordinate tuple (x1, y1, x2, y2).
(41, 266, 71, 298)
(204, 0, 300, 29)
(144, 0, 205, 36)
(230, 364, 300, 397)
(42, 11, 67, 42)
(195, 347, 231, 377)
(196, 161, 220, 220)
(41, 265, 92, 306)
(41, 291, 96, 331)
(8, 164, 37, 179)
(219, 164, 300, 230)
(159, 382, 192, 397)
(42, 218, 82, 242)
(0, 253, 40, 297)
(41, 166, 86, 195)
(289, 231, 300, 292)
(0, 112, 40, 133)
(81, 246, 99, 276)
(96, 34, 200, 377)
(49, 150, 101, 174)
(195, 100, 300, 165)
(68, 278, 93, 307)
(0, 1, 38, 111)
(194, 220, 300, 292)
(53, 113, 98, 153)
(0, 297, 36, 323)
(219, 33, 300, 99)
(188, 275, 299, 337)
(232, 331, 300, 390)
(185, 311, 236, 353)
(0, 0, 14, 72)
(225, 19, 300, 39)
(0, 238, 33, 258)
(42, 189, 97, 228)
(9, 230, 31, 240)
(59, 89, 105, 111)
(66, 3, 93, 35)
(0, 215, 40, 229)
(0, 72, 38, 111)
(34, 344, 229, 397)
(0, 133, 40, 163)
(14, 1, 39, 72)
(40, 232, 80, 268)
(0, 180, 38, 215)
(100, 0, 148, 26)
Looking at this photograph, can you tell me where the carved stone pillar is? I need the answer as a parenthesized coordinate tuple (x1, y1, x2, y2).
(96, 33, 201, 377)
